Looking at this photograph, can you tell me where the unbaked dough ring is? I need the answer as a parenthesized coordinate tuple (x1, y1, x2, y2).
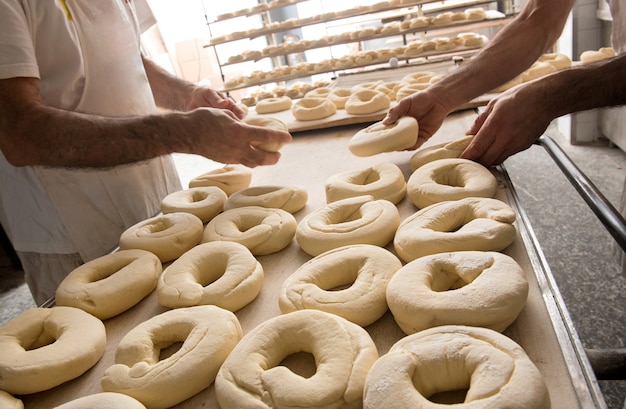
(215, 309, 379, 409)
(304, 87, 332, 99)
(407, 158, 497, 208)
(224, 185, 308, 213)
(101, 305, 242, 409)
(348, 116, 418, 157)
(328, 88, 352, 109)
(119, 212, 203, 263)
(279, 244, 402, 327)
(363, 325, 550, 409)
(202, 206, 297, 255)
(55, 249, 162, 320)
(325, 162, 407, 204)
(243, 116, 289, 152)
(0, 306, 106, 395)
(344, 89, 391, 115)
(157, 241, 263, 311)
(296, 195, 400, 257)
(188, 164, 253, 196)
(53, 393, 147, 409)
(292, 97, 337, 121)
(255, 96, 292, 114)
(161, 186, 227, 223)
(393, 197, 517, 262)
(387, 251, 529, 334)
(538, 52, 571, 70)
(409, 135, 474, 170)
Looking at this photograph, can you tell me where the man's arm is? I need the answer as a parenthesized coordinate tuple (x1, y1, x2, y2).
(0, 77, 288, 168)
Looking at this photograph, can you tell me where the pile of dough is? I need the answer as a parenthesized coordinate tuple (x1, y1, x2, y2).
(296, 195, 400, 257)
(0, 307, 106, 395)
(224, 185, 308, 213)
(348, 116, 418, 157)
(364, 325, 550, 409)
(55, 249, 162, 320)
(189, 164, 253, 196)
(279, 244, 402, 327)
(344, 89, 391, 115)
(53, 393, 147, 409)
(161, 186, 227, 223)
(387, 251, 529, 334)
(406, 158, 497, 208)
(292, 97, 337, 121)
(119, 212, 203, 263)
(157, 241, 263, 311)
(255, 96, 292, 114)
(325, 162, 407, 204)
(202, 206, 297, 255)
(215, 310, 379, 409)
(102, 305, 242, 409)
(394, 197, 517, 262)
(409, 135, 474, 170)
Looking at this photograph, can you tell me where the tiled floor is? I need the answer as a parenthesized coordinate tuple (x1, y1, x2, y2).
(0, 122, 624, 408)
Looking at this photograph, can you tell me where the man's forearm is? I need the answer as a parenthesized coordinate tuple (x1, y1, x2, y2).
(142, 55, 195, 111)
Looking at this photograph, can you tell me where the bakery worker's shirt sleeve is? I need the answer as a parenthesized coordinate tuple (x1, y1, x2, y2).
(0, 0, 40, 80)
(134, 0, 157, 34)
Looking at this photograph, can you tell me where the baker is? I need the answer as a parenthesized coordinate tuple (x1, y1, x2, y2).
(0, 0, 291, 303)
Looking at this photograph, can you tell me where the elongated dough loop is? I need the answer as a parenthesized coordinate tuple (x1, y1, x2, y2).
(224, 185, 308, 213)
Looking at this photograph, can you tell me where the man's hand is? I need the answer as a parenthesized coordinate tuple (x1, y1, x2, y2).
(187, 86, 246, 119)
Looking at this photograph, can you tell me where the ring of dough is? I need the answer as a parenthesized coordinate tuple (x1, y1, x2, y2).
(255, 96, 292, 114)
(394, 197, 517, 262)
(0, 391, 22, 409)
(296, 195, 400, 257)
(348, 116, 418, 157)
(55, 249, 162, 320)
(0, 306, 106, 395)
(53, 393, 147, 409)
(101, 305, 242, 409)
(407, 158, 497, 209)
(401, 71, 437, 85)
(279, 244, 402, 327)
(202, 206, 297, 256)
(325, 162, 407, 204)
(224, 185, 308, 213)
(157, 241, 263, 311)
(395, 83, 430, 100)
(161, 186, 228, 223)
(119, 212, 203, 263)
(409, 135, 474, 170)
(344, 89, 390, 115)
(363, 325, 550, 409)
(292, 97, 337, 121)
(304, 87, 332, 99)
(386, 251, 528, 334)
(328, 88, 352, 109)
(215, 309, 379, 409)
(243, 116, 289, 152)
(189, 164, 253, 196)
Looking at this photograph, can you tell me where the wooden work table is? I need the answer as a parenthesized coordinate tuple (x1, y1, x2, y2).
(21, 110, 606, 408)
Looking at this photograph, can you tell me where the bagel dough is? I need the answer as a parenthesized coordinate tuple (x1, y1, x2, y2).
(188, 164, 253, 196)
(0, 306, 106, 395)
(119, 212, 204, 263)
(0, 391, 22, 409)
(407, 158, 497, 208)
(224, 185, 308, 213)
(255, 96, 293, 114)
(325, 163, 407, 204)
(161, 186, 227, 223)
(244, 116, 289, 152)
(328, 88, 352, 109)
(387, 251, 528, 334)
(53, 393, 147, 409)
(55, 249, 162, 320)
(279, 244, 402, 327)
(101, 305, 242, 409)
(538, 52, 572, 70)
(344, 89, 391, 115)
(215, 309, 379, 409)
(394, 197, 517, 262)
(292, 97, 337, 121)
(348, 116, 418, 157)
(202, 206, 297, 255)
(409, 135, 474, 170)
(157, 241, 263, 311)
(363, 325, 550, 409)
(296, 195, 400, 257)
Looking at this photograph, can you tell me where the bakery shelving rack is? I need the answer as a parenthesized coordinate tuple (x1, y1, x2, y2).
(203, 0, 520, 93)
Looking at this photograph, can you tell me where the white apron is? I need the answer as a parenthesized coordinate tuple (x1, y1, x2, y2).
(30, 0, 180, 261)
(608, 0, 626, 53)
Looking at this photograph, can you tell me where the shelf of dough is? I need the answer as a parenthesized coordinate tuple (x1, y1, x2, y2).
(17, 110, 605, 409)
